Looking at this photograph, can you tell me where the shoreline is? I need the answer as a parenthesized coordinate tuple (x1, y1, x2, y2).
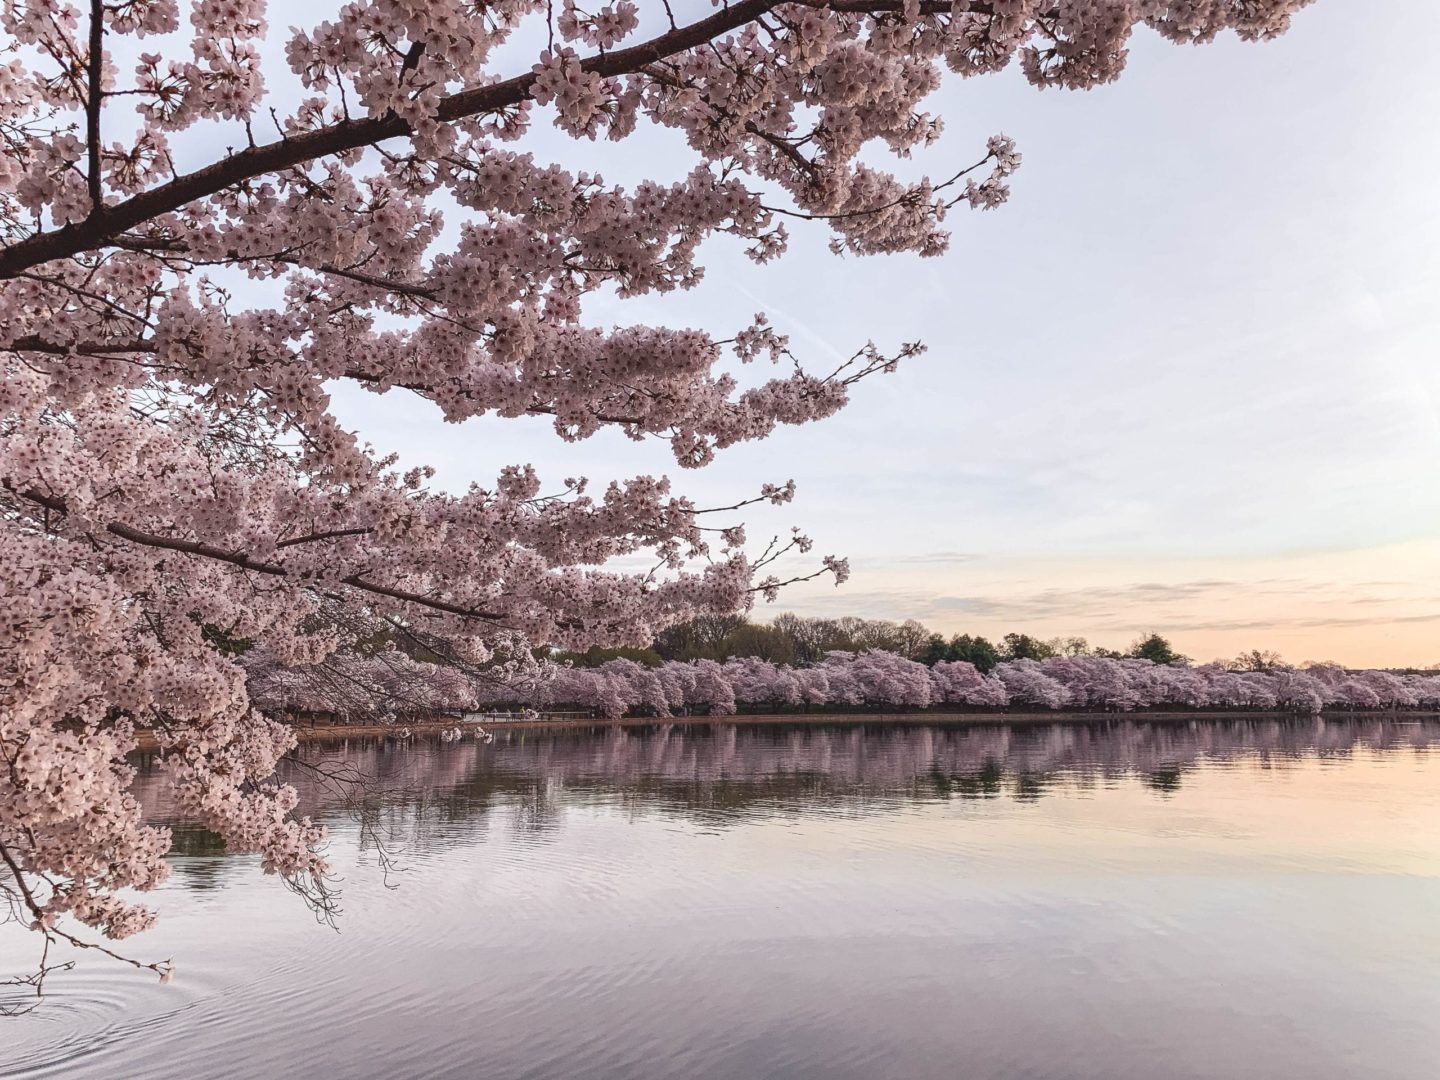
(129, 708, 1440, 752)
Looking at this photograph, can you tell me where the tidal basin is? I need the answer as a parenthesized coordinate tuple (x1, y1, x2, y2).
(4, 717, 1439, 1080)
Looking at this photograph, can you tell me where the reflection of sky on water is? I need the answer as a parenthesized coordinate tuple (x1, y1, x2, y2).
(6, 718, 1440, 1080)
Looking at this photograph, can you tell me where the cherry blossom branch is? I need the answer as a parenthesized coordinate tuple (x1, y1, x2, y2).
(0, 936, 75, 1018)
(7, 334, 156, 356)
(761, 154, 993, 222)
(0, 836, 172, 992)
(0, 1, 1014, 278)
(275, 527, 377, 549)
(5, 482, 516, 626)
(84, 0, 103, 213)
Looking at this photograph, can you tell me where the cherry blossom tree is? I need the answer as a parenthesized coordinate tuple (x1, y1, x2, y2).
(826, 649, 933, 707)
(1352, 669, 1418, 709)
(656, 661, 696, 715)
(993, 659, 1071, 710)
(719, 655, 785, 707)
(2, 0, 1316, 968)
(1266, 669, 1327, 715)
(1037, 656, 1139, 710)
(686, 659, 736, 716)
(1407, 675, 1440, 709)
(791, 665, 831, 707)
(596, 657, 671, 716)
(928, 659, 987, 703)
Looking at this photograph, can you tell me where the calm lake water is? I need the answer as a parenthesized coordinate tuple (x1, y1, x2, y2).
(3, 718, 1440, 1079)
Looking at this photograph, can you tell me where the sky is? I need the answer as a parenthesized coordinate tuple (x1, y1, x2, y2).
(327, 1, 1440, 669)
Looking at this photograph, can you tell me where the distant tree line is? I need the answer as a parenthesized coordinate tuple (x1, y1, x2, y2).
(246, 615, 1436, 722)
(554, 614, 1300, 675)
(248, 645, 1440, 721)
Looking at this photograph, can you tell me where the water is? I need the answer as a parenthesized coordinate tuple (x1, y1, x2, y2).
(3, 717, 1439, 1079)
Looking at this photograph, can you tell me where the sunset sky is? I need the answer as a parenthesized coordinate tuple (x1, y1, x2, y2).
(330, 0, 1440, 668)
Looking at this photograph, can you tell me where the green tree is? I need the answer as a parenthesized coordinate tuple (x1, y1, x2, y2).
(558, 645, 665, 668)
(1128, 633, 1188, 666)
(1001, 633, 1055, 662)
(948, 634, 1001, 673)
(920, 634, 950, 666)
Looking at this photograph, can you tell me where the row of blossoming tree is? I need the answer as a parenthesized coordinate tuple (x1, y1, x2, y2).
(246, 648, 1440, 721)
(3, 0, 1316, 967)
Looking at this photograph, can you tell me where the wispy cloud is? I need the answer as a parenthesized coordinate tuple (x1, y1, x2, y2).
(1158, 611, 1440, 633)
(930, 580, 1247, 620)
(890, 551, 985, 565)
(763, 567, 1440, 665)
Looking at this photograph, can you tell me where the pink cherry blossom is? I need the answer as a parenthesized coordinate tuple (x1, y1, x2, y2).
(2, 0, 1314, 963)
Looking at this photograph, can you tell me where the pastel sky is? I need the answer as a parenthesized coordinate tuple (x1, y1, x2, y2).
(328, 0, 1440, 668)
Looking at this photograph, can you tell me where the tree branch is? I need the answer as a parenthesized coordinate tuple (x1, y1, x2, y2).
(86, 0, 103, 213)
(0, 1, 998, 278)
(4, 482, 514, 626)
(275, 526, 376, 549)
(7, 334, 156, 355)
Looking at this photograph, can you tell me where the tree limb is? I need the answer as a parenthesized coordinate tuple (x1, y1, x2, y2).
(0, 1, 996, 278)
(86, 0, 103, 213)
(5, 482, 515, 626)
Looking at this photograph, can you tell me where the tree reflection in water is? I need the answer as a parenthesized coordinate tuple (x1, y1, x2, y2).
(130, 717, 1440, 869)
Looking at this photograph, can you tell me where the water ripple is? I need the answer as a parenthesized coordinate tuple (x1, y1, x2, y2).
(4, 717, 1439, 1080)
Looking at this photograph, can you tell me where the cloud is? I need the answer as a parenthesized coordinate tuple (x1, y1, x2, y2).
(929, 580, 1246, 620)
(768, 579, 1259, 627)
(1157, 610, 1440, 633)
(766, 573, 1440, 644)
(762, 588, 941, 621)
(891, 551, 985, 565)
